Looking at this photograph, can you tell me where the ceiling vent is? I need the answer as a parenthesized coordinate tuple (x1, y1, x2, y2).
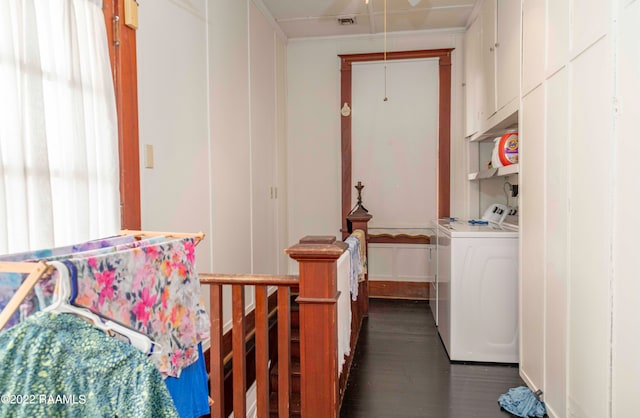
(337, 16, 357, 25)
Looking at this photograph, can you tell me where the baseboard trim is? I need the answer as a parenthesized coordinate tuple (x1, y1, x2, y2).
(368, 281, 430, 300)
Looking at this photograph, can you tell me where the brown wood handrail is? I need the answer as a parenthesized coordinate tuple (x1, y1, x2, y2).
(199, 273, 299, 286)
(201, 273, 297, 418)
(200, 228, 371, 418)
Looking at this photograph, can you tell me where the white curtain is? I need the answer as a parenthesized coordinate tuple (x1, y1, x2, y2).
(0, 0, 120, 254)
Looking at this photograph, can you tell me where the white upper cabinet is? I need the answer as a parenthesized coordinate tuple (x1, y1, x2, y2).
(480, 0, 497, 120)
(466, 0, 521, 138)
(522, 0, 545, 95)
(464, 15, 482, 137)
(496, 0, 521, 110)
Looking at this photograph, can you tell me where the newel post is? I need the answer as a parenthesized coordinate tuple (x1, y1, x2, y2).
(346, 210, 372, 318)
(286, 236, 348, 418)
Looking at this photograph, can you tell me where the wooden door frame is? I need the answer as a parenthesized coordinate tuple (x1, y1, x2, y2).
(339, 49, 453, 237)
(103, 0, 141, 229)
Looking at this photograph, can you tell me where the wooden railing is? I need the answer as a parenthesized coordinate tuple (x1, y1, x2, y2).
(200, 231, 370, 418)
(199, 273, 299, 418)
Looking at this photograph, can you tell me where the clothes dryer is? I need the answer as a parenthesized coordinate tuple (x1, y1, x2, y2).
(435, 219, 519, 363)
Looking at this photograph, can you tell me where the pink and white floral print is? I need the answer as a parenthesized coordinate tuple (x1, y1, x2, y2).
(69, 237, 210, 377)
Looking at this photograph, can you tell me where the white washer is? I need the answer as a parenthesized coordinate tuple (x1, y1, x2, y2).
(436, 219, 519, 363)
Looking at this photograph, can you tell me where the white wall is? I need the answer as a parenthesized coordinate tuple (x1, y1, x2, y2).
(612, 1, 640, 416)
(137, 0, 212, 272)
(518, 0, 640, 416)
(208, 0, 251, 277)
(368, 243, 436, 283)
(286, 30, 466, 273)
(137, 0, 287, 330)
(351, 59, 439, 228)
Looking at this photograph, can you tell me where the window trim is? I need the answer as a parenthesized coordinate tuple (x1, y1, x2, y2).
(103, 0, 141, 230)
(339, 49, 453, 237)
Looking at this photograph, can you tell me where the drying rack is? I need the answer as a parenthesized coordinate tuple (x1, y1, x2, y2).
(0, 230, 206, 331)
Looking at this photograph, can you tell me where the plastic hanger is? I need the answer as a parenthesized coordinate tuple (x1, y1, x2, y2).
(0, 261, 52, 330)
(43, 260, 161, 356)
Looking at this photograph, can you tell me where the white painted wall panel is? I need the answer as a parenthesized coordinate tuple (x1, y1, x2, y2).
(570, 0, 610, 58)
(481, 0, 497, 118)
(544, 68, 569, 418)
(208, 0, 253, 321)
(368, 245, 395, 280)
(368, 244, 435, 282)
(450, 36, 470, 220)
(275, 38, 289, 274)
(496, 0, 521, 110)
(209, 0, 252, 278)
(546, 0, 569, 75)
(522, 0, 545, 96)
(568, 37, 612, 418)
(136, 0, 213, 316)
(137, 0, 212, 270)
(352, 59, 439, 228)
(519, 84, 545, 391)
(250, 2, 277, 275)
(286, 41, 343, 248)
(612, 2, 640, 416)
(464, 17, 482, 137)
(395, 246, 432, 281)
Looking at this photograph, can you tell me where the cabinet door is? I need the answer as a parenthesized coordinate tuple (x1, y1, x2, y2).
(496, 0, 521, 110)
(481, 0, 497, 120)
(522, 0, 545, 95)
(464, 16, 482, 137)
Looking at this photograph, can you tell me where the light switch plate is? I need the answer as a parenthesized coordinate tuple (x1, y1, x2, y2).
(144, 144, 154, 169)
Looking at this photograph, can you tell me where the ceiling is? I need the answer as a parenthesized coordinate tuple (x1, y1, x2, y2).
(261, 0, 476, 39)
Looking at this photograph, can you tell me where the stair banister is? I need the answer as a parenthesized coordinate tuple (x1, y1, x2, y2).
(286, 237, 348, 418)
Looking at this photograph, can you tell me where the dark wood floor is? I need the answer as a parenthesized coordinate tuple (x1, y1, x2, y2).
(340, 299, 524, 418)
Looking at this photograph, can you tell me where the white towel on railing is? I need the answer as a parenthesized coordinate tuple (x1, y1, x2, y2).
(344, 237, 362, 301)
(337, 251, 352, 376)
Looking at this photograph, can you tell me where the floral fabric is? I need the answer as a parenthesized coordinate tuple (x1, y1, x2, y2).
(0, 236, 136, 330)
(69, 237, 210, 377)
(0, 235, 135, 262)
(0, 311, 179, 418)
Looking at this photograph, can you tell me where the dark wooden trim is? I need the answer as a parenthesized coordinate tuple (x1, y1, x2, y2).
(339, 48, 454, 232)
(338, 49, 455, 63)
(208, 285, 224, 418)
(300, 236, 338, 244)
(438, 54, 452, 217)
(368, 234, 431, 245)
(369, 281, 431, 300)
(219, 291, 279, 364)
(277, 286, 291, 417)
(340, 60, 353, 237)
(345, 213, 373, 317)
(231, 285, 247, 417)
(255, 287, 269, 417)
(203, 291, 280, 418)
(287, 239, 346, 418)
(199, 273, 299, 287)
(285, 242, 348, 260)
(103, 0, 141, 230)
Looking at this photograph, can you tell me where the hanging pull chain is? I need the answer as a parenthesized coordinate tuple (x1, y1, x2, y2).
(383, 0, 388, 101)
